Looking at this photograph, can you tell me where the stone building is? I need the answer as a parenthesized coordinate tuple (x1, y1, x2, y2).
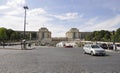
(37, 27, 91, 46)
(17, 27, 91, 46)
(51, 37, 68, 46)
(66, 28, 81, 41)
(66, 28, 91, 41)
(38, 27, 52, 45)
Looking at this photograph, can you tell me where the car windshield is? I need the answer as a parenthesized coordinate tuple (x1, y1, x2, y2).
(91, 45, 100, 48)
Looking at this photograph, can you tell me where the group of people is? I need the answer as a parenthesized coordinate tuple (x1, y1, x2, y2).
(21, 41, 32, 49)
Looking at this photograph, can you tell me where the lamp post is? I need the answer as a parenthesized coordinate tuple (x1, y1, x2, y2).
(23, 6, 29, 50)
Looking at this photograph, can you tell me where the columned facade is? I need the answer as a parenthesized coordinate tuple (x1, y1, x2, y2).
(66, 28, 80, 40)
(38, 27, 52, 45)
(17, 27, 91, 46)
(38, 27, 51, 40)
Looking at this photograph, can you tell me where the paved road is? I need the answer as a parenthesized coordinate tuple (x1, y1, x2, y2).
(0, 46, 120, 73)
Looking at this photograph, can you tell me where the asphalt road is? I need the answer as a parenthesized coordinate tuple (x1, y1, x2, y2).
(0, 46, 120, 73)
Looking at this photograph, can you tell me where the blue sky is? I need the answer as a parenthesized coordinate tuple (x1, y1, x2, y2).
(0, 0, 120, 37)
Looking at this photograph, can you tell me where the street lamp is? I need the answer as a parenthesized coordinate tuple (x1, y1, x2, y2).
(23, 6, 29, 50)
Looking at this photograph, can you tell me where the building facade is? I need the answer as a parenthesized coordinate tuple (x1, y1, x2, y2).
(66, 28, 91, 41)
(38, 27, 52, 45)
(38, 27, 51, 40)
(37, 27, 91, 46)
(66, 28, 80, 40)
(17, 27, 91, 46)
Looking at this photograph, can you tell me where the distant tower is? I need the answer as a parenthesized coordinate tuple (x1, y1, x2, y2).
(66, 28, 80, 40)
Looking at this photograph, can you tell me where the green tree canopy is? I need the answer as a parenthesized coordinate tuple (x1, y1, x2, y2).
(115, 28, 120, 42)
(0, 27, 8, 41)
(85, 30, 111, 42)
(6, 29, 14, 40)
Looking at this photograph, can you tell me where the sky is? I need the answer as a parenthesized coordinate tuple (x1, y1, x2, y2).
(0, 0, 120, 37)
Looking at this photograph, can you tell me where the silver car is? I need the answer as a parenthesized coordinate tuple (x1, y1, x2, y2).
(83, 44, 106, 56)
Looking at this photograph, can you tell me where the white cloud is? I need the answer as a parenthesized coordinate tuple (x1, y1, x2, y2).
(26, 15, 53, 31)
(80, 15, 120, 31)
(5, 8, 23, 16)
(92, 15, 120, 30)
(0, 5, 9, 10)
(0, 0, 26, 10)
(0, 0, 53, 32)
(0, 0, 26, 30)
(0, 15, 23, 30)
(28, 8, 47, 16)
(0, 0, 26, 15)
(84, 17, 98, 25)
(54, 12, 79, 20)
(6, 0, 26, 8)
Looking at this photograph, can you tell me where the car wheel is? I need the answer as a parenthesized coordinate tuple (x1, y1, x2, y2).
(91, 51, 94, 56)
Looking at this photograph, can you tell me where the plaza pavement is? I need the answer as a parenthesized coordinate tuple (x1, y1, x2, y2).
(0, 46, 120, 73)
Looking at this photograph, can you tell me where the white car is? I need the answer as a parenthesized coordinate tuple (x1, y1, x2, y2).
(116, 44, 120, 51)
(83, 44, 106, 56)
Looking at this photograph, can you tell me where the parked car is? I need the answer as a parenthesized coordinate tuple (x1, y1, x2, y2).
(65, 45, 73, 48)
(107, 44, 113, 50)
(99, 43, 108, 49)
(83, 44, 106, 56)
(116, 44, 120, 50)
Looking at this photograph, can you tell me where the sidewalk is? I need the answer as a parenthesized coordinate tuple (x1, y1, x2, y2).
(105, 49, 120, 53)
(0, 45, 36, 50)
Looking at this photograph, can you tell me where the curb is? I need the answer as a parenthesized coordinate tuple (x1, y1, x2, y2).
(105, 50, 120, 53)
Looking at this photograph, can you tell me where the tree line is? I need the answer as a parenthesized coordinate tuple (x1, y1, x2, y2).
(85, 28, 120, 42)
(0, 27, 23, 43)
(0, 27, 37, 43)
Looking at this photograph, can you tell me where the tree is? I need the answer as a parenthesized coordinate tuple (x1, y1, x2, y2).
(6, 29, 14, 41)
(92, 31, 100, 41)
(104, 31, 111, 41)
(0, 27, 8, 48)
(85, 34, 92, 41)
(10, 32, 21, 41)
(0, 28, 8, 40)
(115, 28, 120, 42)
(85, 30, 111, 42)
